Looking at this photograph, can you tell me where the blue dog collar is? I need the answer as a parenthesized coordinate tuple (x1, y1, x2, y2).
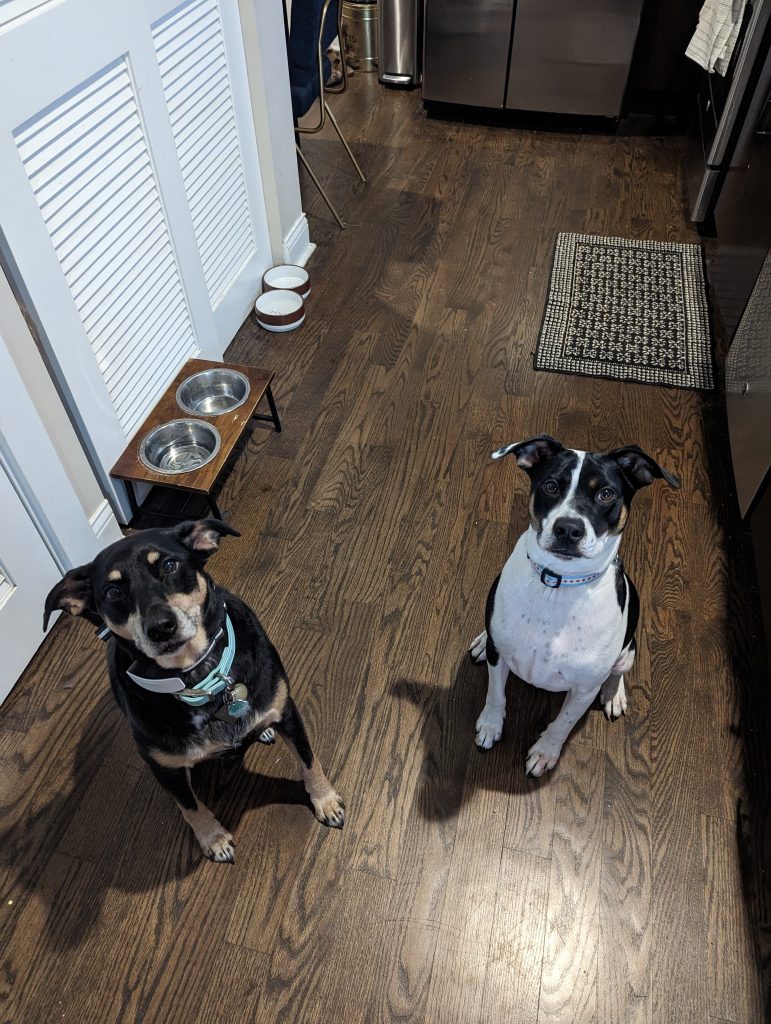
(127, 613, 236, 704)
(527, 554, 605, 589)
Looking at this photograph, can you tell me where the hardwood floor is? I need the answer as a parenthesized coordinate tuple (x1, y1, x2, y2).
(2, 78, 770, 1024)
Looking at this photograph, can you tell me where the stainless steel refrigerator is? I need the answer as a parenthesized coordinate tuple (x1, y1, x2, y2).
(686, 0, 771, 225)
(423, 0, 644, 116)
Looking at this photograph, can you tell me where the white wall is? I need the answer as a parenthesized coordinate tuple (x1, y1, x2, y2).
(238, 0, 315, 266)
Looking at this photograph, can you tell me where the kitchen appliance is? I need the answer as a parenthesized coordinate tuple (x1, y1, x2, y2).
(687, 0, 771, 225)
(379, 0, 422, 85)
(422, 0, 644, 116)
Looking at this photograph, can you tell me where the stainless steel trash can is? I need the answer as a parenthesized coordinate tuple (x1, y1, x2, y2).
(341, 1, 378, 74)
(378, 0, 421, 86)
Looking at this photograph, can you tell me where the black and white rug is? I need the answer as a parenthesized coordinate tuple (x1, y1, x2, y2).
(534, 233, 713, 390)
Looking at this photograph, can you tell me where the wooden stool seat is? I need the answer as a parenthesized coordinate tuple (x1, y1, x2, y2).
(111, 358, 281, 521)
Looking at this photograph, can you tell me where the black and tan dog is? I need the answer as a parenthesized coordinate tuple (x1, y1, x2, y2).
(43, 519, 344, 863)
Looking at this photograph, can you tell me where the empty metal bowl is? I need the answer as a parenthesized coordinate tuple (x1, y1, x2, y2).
(176, 367, 250, 416)
(139, 420, 221, 475)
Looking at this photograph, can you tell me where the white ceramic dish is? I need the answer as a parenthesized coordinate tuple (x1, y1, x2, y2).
(262, 264, 311, 299)
(254, 289, 305, 332)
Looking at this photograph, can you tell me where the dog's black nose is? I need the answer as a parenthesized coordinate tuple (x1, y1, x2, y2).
(553, 517, 585, 544)
(145, 607, 177, 642)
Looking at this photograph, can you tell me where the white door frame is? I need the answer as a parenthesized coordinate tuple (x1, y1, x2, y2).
(0, 270, 123, 574)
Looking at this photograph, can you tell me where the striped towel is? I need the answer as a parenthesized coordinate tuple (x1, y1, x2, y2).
(686, 0, 747, 75)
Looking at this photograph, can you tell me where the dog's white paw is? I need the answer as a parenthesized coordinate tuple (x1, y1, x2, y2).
(475, 702, 505, 750)
(198, 827, 236, 864)
(469, 631, 488, 664)
(601, 676, 627, 721)
(258, 727, 276, 744)
(312, 789, 346, 829)
(525, 734, 563, 777)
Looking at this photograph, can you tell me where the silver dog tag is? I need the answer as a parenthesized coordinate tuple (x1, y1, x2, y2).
(215, 682, 251, 721)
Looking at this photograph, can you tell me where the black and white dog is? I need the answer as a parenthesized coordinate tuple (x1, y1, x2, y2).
(469, 435, 679, 776)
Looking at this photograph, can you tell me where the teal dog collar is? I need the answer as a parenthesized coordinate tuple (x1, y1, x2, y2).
(127, 613, 237, 705)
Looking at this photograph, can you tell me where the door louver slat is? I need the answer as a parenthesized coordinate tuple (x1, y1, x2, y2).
(153, 0, 256, 308)
(14, 57, 197, 439)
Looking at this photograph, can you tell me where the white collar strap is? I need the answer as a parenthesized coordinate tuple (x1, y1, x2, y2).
(127, 612, 235, 704)
(527, 553, 610, 589)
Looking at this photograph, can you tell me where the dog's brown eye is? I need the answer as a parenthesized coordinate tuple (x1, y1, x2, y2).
(161, 558, 178, 574)
(543, 480, 559, 496)
(598, 487, 616, 503)
(104, 585, 122, 602)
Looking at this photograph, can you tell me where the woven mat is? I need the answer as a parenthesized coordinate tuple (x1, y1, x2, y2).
(534, 233, 713, 390)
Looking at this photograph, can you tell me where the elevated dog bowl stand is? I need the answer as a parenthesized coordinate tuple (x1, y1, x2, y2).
(110, 358, 281, 523)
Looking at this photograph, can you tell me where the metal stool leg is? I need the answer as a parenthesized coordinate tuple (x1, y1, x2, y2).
(324, 102, 366, 183)
(126, 481, 140, 522)
(265, 384, 282, 432)
(296, 144, 346, 229)
(253, 384, 283, 432)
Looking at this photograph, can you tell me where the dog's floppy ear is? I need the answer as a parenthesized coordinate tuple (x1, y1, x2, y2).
(173, 518, 240, 560)
(607, 445, 680, 490)
(491, 435, 565, 473)
(43, 565, 94, 630)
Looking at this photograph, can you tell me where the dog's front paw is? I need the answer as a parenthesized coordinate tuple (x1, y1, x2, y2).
(600, 676, 627, 721)
(475, 702, 505, 750)
(468, 631, 488, 664)
(312, 789, 346, 829)
(525, 734, 563, 777)
(198, 827, 236, 864)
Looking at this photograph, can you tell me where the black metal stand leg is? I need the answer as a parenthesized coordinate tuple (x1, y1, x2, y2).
(265, 384, 282, 432)
(208, 495, 222, 520)
(253, 384, 282, 432)
(126, 481, 140, 522)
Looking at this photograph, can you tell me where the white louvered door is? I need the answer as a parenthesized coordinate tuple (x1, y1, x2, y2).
(0, 0, 271, 518)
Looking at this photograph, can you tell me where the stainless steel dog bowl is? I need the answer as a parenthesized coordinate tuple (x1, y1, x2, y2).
(138, 420, 221, 475)
(175, 367, 250, 416)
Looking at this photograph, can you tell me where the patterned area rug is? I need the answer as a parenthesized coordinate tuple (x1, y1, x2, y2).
(535, 233, 713, 390)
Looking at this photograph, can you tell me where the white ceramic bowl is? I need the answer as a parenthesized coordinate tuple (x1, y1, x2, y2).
(262, 264, 311, 300)
(254, 289, 305, 333)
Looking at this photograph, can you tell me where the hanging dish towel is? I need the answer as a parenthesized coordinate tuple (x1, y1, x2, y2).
(686, 0, 747, 75)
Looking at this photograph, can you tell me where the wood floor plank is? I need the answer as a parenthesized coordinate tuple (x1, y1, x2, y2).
(701, 814, 764, 1023)
(480, 847, 551, 1024)
(598, 616, 654, 1024)
(537, 744, 605, 1024)
(192, 944, 270, 1024)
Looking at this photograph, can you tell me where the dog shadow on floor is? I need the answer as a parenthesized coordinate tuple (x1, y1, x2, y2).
(392, 651, 604, 824)
(0, 691, 313, 953)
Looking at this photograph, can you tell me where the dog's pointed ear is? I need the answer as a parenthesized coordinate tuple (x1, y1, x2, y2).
(491, 435, 565, 474)
(607, 445, 680, 490)
(43, 565, 94, 630)
(173, 519, 240, 560)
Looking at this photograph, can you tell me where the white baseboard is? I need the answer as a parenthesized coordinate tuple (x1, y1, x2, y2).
(283, 213, 316, 267)
(90, 499, 123, 544)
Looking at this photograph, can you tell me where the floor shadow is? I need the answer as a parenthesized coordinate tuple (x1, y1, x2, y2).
(699, 358, 771, 1018)
(391, 653, 600, 824)
(0, 691, 315, 953)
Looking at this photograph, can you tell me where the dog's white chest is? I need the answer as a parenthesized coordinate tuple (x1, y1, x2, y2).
(491, 537, 626, 691)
